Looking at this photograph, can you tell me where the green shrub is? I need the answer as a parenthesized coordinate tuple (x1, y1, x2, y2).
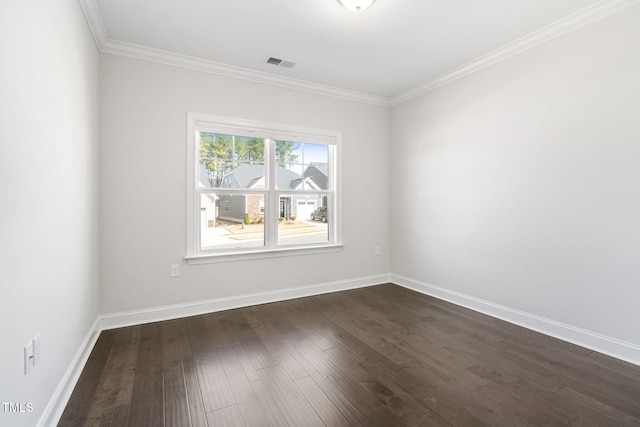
(291, 215, 297, 221)
(244, 213, 250, 224)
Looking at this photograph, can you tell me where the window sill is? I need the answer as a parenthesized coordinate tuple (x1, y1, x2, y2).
(185, 244, 344, 265)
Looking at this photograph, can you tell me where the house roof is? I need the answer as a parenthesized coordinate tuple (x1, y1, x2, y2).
(221, 164, 304, 190)
(303, 163, 329, 190)
(306, 163, 328, 176)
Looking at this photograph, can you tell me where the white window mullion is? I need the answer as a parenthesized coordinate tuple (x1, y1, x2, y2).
(266, 139, 278, 248)
(186, 121, 199, 257)
(328, 145, 337, 244)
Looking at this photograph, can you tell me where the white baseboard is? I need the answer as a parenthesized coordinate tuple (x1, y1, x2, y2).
(37, 317, 102, 427)
(391, 274, 640, 366)
(41, 271, 639, 427)
(99, 273, 392, 330)
(40, 274, 389, 426)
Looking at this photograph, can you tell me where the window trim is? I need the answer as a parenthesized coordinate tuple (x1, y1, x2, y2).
(185, 112, 343, 264)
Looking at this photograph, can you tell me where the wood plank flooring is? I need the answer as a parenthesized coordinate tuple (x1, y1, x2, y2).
(59, 284, 640, 426)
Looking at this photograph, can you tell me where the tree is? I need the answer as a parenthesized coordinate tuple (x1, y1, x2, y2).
(199, 134, 299, 186)
(275, 140, 299, 167)
(199, 132, 232, 186)
(235, 137, 264, 165)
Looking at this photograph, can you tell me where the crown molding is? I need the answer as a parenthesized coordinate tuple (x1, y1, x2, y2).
(100, 39, 390, 107)
(77, 0, 107, 47)
(390, 0, 640, 106)
(77, 1, 388, 107)
(79, 0, 638, 109)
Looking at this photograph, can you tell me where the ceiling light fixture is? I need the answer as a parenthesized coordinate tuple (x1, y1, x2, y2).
(337, 0, 376, 13)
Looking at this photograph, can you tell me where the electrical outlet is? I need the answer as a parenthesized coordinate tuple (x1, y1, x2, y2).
(24, 341, 34, 374)
(170, 264, 180, 277)
(32, 334, 41, 365)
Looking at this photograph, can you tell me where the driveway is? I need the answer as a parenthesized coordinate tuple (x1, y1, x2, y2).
(201, 220, 328, 249)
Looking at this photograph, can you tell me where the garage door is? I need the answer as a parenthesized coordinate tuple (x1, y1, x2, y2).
(297, 200, 316, 220)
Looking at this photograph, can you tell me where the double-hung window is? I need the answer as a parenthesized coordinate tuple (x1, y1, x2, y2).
(186, 113, 341, 263)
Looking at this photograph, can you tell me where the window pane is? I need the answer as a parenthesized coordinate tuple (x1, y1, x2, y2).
(275, 141, 329, 190)
(199, 133, 265, 189)
(200, 193, 265, 250)
(277, 194, 329, 246)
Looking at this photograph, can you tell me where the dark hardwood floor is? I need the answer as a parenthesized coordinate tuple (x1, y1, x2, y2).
(59, 284, 640, 426)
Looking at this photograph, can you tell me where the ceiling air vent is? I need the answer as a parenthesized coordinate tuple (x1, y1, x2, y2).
(266, 56, 296, 69)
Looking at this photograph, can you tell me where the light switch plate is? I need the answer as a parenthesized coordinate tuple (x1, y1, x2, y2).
(24, 341, 34, 374)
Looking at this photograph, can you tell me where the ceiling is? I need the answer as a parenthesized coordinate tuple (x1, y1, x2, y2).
(86, 0, 618, 104)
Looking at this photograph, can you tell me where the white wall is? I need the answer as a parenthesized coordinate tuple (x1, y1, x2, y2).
(4, 3, 638, 423)
(391, 4, 640, 348)
(0, 0, 100, 426)
(99, 54, 390, 314)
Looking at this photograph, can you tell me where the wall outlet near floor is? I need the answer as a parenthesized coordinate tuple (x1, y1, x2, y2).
(170, 264, 180, 277)
(375, 245, 381, 256)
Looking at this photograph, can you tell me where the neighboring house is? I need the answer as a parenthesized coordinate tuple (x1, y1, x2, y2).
(303, 163, 328, 190)
(303, 163, 329, 218)
(214, 164, 323, 223)
(200, 165, 218, 228)
(218, 164, 266, 223)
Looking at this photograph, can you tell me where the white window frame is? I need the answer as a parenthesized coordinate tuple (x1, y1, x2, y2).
(186, 113, 343, 264)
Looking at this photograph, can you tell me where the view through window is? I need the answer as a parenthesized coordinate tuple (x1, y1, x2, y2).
(187, 114, 339, 258)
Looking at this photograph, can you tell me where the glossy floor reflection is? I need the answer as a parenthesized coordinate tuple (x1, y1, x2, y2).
(60, 284, 640, 426)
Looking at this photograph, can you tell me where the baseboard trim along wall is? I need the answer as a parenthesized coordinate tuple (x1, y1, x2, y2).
(37, 318, 102, 427)
(40, 274, 390, 426)
(99, 274, 392, 330)
(41, 272, 640, 426)
(391, 274, 640, 367)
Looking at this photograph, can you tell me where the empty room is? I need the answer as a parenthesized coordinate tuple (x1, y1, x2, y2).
(1, 0, 640, 426)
